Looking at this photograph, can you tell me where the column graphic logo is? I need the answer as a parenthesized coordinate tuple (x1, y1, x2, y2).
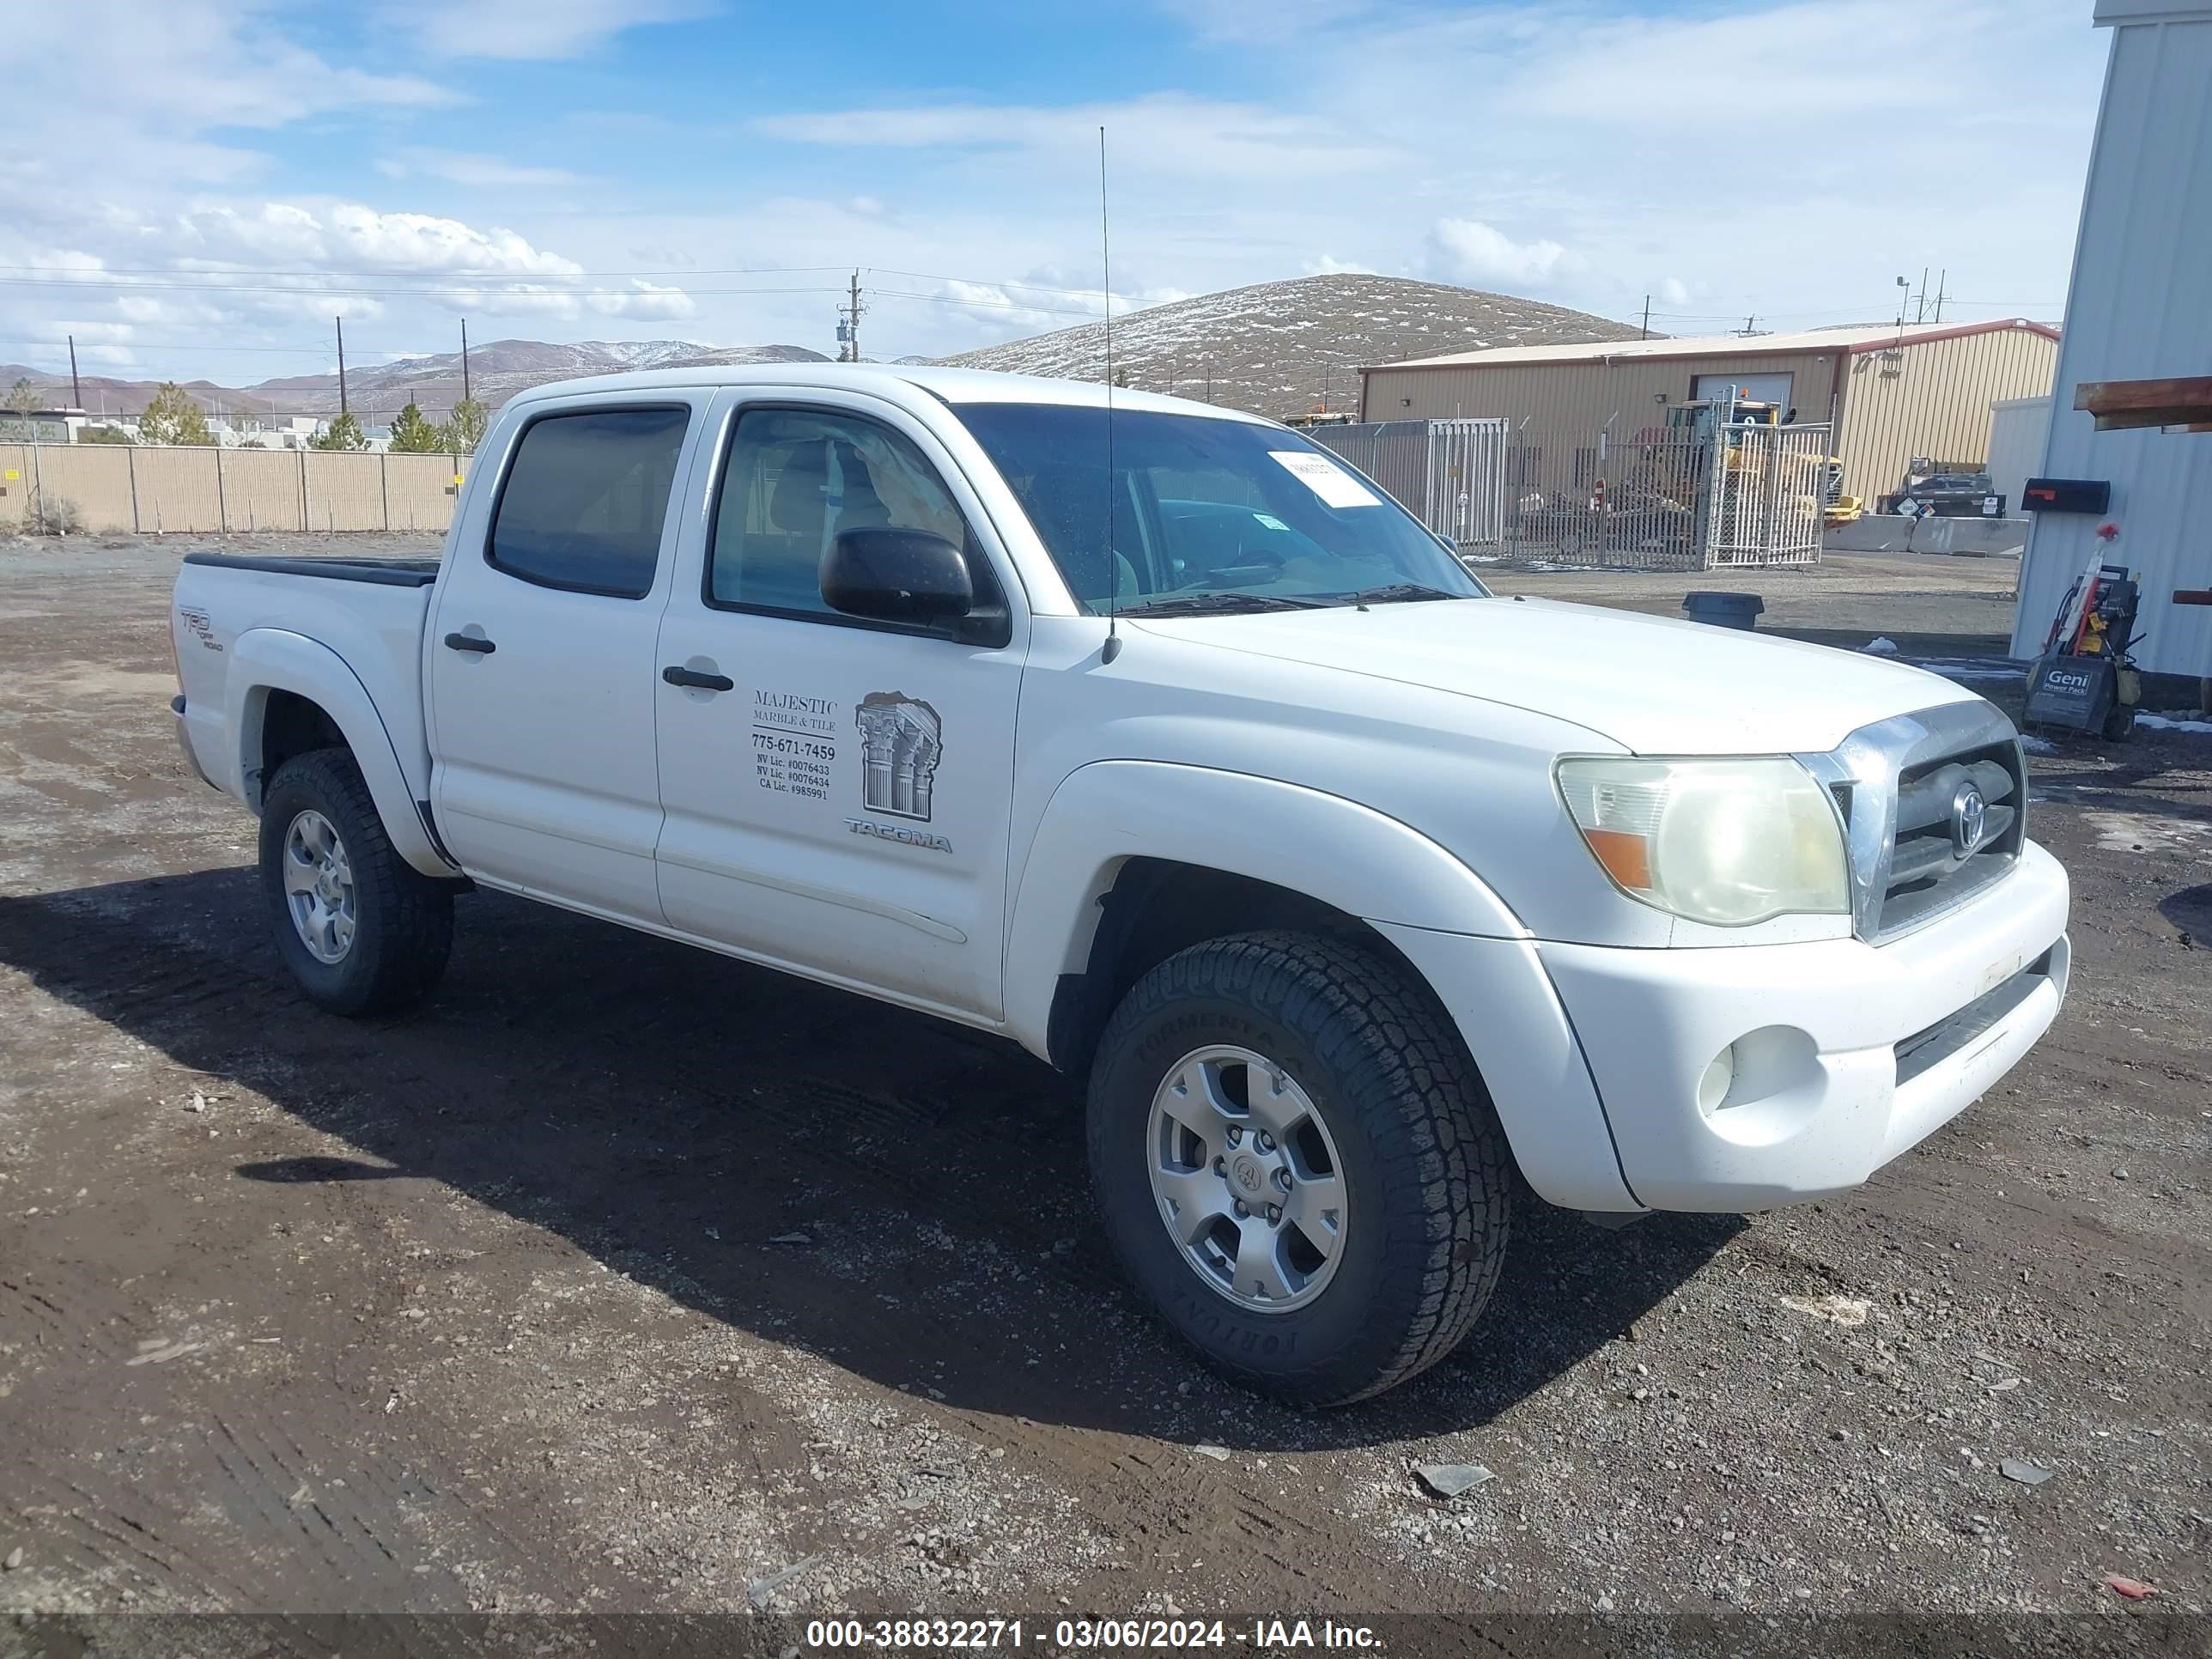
(856, 693, 944, 822)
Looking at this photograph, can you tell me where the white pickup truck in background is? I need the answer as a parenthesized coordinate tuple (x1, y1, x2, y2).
(170, 365, 2070, 1406)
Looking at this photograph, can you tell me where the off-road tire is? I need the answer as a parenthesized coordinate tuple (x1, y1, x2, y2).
(258, 746, 454, 1016)
(1086, 931, 1510, 1407)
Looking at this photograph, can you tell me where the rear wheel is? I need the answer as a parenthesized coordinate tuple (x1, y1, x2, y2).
(1085, 932, 1510, 1407)
(258, 747, 454, 1016)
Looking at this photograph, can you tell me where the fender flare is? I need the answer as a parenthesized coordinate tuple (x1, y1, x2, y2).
(1001, 760, 1528, 1055)
(225, 628, 456, 878)
(1002, 760, 1639, 1212)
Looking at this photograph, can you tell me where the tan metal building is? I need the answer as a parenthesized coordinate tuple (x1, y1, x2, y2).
(1359, 319, 2060, 508)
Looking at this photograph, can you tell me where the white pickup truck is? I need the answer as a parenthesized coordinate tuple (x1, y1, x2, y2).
(171, 366, 2070, 1405)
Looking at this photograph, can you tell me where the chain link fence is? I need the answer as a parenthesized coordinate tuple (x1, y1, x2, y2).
(1316, 417, 1834, 570)
(1308, 418, 1508, 548)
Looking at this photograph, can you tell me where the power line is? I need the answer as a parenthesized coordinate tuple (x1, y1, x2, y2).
(0, 337, 340, 356)
(869, 266, 1112, 300)
(867, 287, 1095, 317)
(0, 276, 855, 298)
(0, 261, 847, 281)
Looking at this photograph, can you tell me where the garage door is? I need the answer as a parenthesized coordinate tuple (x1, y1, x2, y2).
(1692, 372, 1795, 413)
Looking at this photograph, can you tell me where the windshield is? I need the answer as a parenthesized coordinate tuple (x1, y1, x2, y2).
(954, 404, 1487, 613)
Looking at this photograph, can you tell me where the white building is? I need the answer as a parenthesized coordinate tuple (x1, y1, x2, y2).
(2012, 0, 2212, 691)
(1984, 397, 2053, 520)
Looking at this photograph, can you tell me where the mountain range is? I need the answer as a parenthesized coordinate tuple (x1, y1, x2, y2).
(3, 275, 1643, 425)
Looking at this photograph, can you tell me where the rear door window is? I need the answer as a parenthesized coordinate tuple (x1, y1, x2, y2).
(487, 406, 691, 598)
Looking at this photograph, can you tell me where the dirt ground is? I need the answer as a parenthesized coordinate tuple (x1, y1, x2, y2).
(0, 534, 2205, 1642)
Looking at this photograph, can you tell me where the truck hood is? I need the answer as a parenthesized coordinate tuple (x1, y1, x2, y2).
(1130, 596, 1984, 756)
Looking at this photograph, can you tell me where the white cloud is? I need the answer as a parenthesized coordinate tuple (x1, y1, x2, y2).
(7, 1, 453, 155)
(375, 150, 586, 188)
(177, 203, 586, 279)
(754, 93, 1398, 179)
(588, 281, 698, 319)
(1304, 255, 1376, 276)
(381, 0, 716, 60)
(1426, 219, 1577, 289)
(50, 320, 137, 346)
(0, 0, 2103, 385)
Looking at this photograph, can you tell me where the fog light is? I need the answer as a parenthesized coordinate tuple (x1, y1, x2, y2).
(1697, 1045, 1736, 1116)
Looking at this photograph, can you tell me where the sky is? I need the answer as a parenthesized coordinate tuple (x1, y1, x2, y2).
(2, 0, 2107, 395)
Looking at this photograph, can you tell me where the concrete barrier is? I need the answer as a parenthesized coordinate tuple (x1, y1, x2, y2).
(1825, 514, 2028, 556)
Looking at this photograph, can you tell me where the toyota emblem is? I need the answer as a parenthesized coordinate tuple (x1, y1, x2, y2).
(1951, 785, 1987, 855)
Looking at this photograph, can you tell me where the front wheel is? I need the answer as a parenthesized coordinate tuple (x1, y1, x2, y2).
(258, 747, 455, 1016)
(1086, 932, 1510, 1407)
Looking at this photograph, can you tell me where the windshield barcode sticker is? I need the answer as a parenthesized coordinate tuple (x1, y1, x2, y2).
(1268, 450, 1380, 509)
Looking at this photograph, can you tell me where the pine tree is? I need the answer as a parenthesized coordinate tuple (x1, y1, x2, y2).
(389, 402, 443, 453)
(140, 383, 212, 446)
(439, 397, 489, 455)
(309, 411, 368, 452)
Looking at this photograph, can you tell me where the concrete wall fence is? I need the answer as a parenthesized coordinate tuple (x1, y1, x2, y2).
(0, 444, 464, 536)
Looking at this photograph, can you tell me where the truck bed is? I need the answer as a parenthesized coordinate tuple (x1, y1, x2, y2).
(181, 551, 442, 586)
(173, 552, 440, 817)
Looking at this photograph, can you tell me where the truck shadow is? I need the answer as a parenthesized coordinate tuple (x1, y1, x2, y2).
(0, 869, 1738, 1452)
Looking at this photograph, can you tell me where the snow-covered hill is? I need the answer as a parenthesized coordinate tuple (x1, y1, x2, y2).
(939, 274, 1644, 419)
(0, 340, 830, 420)
(249, 339, 832, 416)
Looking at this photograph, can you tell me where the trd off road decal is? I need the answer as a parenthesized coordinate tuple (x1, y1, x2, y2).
(751, 690, 839, 802)
(855, 692, 943, 822)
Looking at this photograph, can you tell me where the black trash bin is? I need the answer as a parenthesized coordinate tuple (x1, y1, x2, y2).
(1682, 591, 1765, 630)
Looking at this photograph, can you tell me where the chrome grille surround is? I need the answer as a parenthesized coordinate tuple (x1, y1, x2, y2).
(1796, 701, 2027, 944)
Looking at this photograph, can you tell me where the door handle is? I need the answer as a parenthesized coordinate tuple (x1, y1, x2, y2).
(443, 632, 496, 654)
(662, 665, 734, 691)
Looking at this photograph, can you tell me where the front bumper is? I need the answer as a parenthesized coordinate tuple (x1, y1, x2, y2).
(1541, 840, 2070, 1211)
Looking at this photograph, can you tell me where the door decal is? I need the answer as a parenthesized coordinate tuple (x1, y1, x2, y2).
(857, 692, 943, 822)
(751, 690, 841, 801)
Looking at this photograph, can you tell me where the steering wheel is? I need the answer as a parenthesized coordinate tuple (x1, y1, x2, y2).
(1170, 543, 1289, 592)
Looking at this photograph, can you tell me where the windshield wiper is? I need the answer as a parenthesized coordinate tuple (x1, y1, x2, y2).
(1333, 582, 1466, 605)
(1122, 592, 1337, 617)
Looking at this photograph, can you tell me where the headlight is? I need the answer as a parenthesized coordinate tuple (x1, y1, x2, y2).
(1556, 757, 1850, 927)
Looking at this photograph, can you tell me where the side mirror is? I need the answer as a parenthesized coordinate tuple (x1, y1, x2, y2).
(822, 526, 973, 623)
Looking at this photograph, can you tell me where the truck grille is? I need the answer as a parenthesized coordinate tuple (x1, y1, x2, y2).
(1808, 703, 2027, 943)
(1876, 740, 2024, 936)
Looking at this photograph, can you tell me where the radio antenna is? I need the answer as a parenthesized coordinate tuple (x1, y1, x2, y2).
(1098, 125, 1122, 665)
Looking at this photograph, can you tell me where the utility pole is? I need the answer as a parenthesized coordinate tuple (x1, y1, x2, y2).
(1913, 266, 1929, 325)
(1640, 295, 1650, 340)
(1932, 269, 1948, 324)
(336, 316, 349, 416)
(1735, 313, 1759, 336)
(460, 318, 471, 404)
(67, 334, 82, 408)
(837, 270, 866, 362)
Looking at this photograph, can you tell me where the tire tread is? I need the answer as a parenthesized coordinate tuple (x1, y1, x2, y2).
(259, 747, 453, 1016)
(1089, 930, 1510, 1406)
